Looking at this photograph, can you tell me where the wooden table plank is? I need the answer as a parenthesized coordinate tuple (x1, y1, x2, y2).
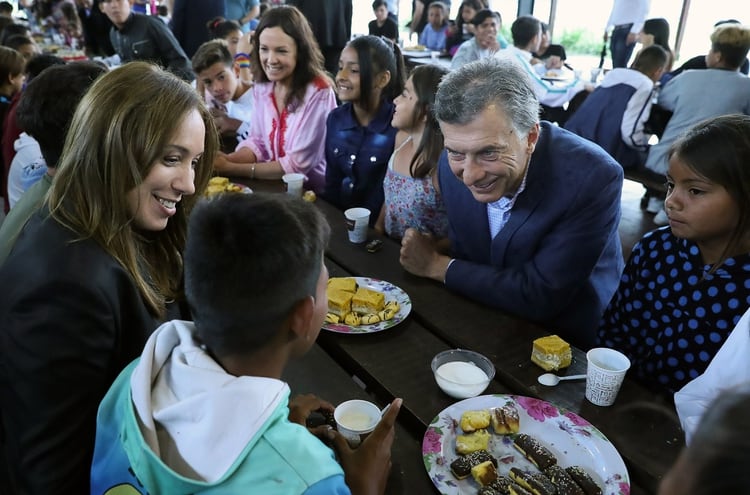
(284, 345, 436, 494)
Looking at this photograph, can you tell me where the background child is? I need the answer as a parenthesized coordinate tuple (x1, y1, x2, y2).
(215, 6, 336, 194)
(376, 64, 449, 240)
(419, 1, 449, 52)
(598, 114, 750, 397)
(192, 39, 253, 151)
(659, 385, 750, 494)
(0, 45, 25, 211)
(206, 16, 243, 56)
(368, 0, 398, 43)
(90, 192, 402, 495)
(445, 0, 483, 56)
(323, 34, 404, 221)
(565, 44, 670, 170)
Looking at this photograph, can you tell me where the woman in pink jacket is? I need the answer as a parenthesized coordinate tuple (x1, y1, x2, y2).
(214, 6, 336, 193)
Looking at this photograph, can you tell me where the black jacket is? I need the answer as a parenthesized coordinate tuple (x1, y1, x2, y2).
(110, 13, 193, 81)
(0, 210, 161, 493)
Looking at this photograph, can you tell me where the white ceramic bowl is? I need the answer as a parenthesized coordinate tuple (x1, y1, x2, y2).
(431, 349, 495, 399)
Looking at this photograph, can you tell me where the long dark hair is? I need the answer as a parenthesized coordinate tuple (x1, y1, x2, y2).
(408, 64, 448, 179)
(250, 6, 331, 109)
(345, 35, 405, 113)
(668, 114, 750, 273)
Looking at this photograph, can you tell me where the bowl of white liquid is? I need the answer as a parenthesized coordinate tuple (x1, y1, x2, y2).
(431, 349, 495, 399)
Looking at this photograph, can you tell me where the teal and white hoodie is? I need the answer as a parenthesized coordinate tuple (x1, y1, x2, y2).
(90, 320, 349, 495)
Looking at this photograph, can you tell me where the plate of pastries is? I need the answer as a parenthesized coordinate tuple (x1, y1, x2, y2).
(204, 176, 252, 197)
(323, 277, 411, 334)
(422, 394, 629, 495)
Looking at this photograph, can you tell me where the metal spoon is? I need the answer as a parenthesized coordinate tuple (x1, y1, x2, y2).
(537, 373, 587, 386)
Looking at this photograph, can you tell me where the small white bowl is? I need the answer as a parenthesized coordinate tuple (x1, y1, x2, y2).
(431, 349, 495, 399)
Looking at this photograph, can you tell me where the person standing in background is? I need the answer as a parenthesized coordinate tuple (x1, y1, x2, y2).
(287, 0, 352, 77)
(225, 0, 259, 33)
(100, 0, 193, 81)
(604, 0, 650, 68)
(170, 0, 224, 58)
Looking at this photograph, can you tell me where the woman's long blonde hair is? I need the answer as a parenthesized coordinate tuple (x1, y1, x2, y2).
(48, 61, 218, 317)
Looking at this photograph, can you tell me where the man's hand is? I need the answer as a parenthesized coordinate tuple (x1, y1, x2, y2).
(329, 398, 402, 495)
(399, 228, 451, 282)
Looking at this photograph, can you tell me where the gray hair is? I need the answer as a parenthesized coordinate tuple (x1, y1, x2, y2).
(434, 57, 540, 136)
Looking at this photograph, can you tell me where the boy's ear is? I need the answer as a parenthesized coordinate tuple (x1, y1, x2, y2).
(288, 296, 315, 341)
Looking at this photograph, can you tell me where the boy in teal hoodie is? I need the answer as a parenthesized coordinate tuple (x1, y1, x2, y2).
(90, 192, 402, 495)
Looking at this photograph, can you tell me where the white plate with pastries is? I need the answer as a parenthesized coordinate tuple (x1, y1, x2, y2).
(323, 277, 411, 334)
(422, 394, 629, 495)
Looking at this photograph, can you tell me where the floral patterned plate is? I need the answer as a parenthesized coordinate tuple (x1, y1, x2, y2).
(323, 277, 412, 334)
(422, 394, 630, 495)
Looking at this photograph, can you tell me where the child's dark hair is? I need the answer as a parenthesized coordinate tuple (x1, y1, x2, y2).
(191, 39, 232, 75)
(0, 23, 29, 46)
(632, 44, 669, 74)
(407, 64, 448, 179)
(25, 53, 65, 80)
(0, 45, 25, 82)
(185, 193, 331, 357)
(17, 61, 107, 168)
(372, 0, 387, 9)
(250, 6, 331, 109)
(455, 0, 484, 33)
(0, 1, 13, 15)
(668, 114, 750, 272)
(157, 5, 168, 17)
(206, 16, 242, 40)
(345, 35, 405, 112)
(4, 34, 33, 53)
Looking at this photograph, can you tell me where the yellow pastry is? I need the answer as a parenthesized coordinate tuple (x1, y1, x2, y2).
(531, 335, 572, 371)
(344, 312, 361, 326)
(456, 429, 491, 454)
(352, 287, 385, 314)
(460, 410, 491, 433)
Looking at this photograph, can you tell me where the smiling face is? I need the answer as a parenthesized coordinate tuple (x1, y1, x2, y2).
(258, 26, 297, 85)
(198, 61, 240, 105)
(126, 109, 205, 232)
(392, 76, 420, 131)
(475, 16, 499, 48)
(99, 0, 131, 29)
(335, 45, 360, 103)
(441, 107, 538, 203)
(664, 153, 740, 260)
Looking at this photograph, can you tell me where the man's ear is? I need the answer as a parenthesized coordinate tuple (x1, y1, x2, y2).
(288, 296, 315, 341)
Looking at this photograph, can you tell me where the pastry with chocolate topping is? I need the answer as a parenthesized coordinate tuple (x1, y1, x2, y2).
(490, 403, 520, 434)
(544, 465, 585, 495)
(449, 449, 496, 479)
(472, 460, 499, 486)
(508, 467, 556, 495)
(513, 433, 557, 469)
(508, 482, 534, 495)
(478, 476, 513, 495)
(565, 466, 603, 495)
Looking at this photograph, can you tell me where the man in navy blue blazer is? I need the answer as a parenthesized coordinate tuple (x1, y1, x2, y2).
(399, 57, 624, 349)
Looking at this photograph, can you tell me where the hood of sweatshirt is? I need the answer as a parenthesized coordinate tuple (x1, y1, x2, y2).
(130, 320, 288, 483)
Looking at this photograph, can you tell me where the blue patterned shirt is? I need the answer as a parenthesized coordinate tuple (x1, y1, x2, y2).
(598, 227, 750, 395)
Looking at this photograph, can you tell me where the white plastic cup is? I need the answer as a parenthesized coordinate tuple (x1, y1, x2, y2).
(334, 400, 381, 447)
(585, 348, 631, 406)
(344, 207, 370, 244)
(430, 51, 440, 61)
(282, 173, 305, 197)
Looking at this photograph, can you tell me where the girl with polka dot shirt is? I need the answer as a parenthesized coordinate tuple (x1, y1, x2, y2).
(598, 114, 750, 396)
